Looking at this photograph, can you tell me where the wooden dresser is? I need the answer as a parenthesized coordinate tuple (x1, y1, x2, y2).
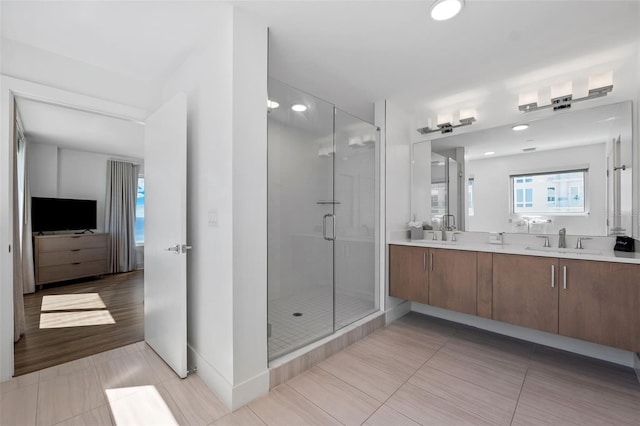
(33, 233, 109, 288)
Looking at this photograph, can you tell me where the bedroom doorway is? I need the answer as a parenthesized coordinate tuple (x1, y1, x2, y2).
(11, 95, 147, 376)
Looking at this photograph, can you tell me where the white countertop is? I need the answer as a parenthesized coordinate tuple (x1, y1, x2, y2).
(389, 234, 640, 265)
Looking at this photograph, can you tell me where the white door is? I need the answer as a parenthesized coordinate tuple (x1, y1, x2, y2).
(144, 93, 188, 378)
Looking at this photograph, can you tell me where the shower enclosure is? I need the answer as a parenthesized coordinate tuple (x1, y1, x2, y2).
(267, 79, 378, 360)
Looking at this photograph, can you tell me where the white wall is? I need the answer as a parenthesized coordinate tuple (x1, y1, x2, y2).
(230, 7, 269, 406)
(161, 4, 269, 410)
(27, 143, 57, 196)
(383, 101, 413, 313)
(385, 101, 412, 232)
(28, 143, 142, 234)
(466, 143, 607, 236)
(1, 38, 159, 110)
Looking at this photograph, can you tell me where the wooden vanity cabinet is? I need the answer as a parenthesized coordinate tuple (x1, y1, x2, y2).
(559, 259, 640, 352)
(429, 248, 477, 315)
(389, 245, 429, 304)
(492, 253, 559, 334)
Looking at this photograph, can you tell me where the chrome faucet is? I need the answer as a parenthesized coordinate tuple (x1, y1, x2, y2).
(558, 228, 566, 248)
(440, 214, 456, 241)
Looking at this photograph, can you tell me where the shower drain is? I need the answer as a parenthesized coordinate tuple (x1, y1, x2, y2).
(292, 312, 303, 317)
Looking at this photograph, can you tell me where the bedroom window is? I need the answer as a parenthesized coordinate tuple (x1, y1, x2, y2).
(135, 176, 144, 244)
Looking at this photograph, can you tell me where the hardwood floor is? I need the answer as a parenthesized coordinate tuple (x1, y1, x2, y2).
(3, 312, 639, 425)
(14, 271, 143, 376)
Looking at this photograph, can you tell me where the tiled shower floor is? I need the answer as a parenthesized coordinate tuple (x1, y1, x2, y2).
(268, 286, 376, 360)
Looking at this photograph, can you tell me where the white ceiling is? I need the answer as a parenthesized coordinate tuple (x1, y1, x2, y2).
(2, 1, 639, 155)
(15, 97, 144, 159)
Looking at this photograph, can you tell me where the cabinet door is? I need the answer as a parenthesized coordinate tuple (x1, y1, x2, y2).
(429, 248, 477, 315)
(559, 259, 640, 352)
(389, 245, 429, 304)
(493, 254, 559, 334)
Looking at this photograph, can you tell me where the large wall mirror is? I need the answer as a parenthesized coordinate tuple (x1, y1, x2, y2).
(411, 101, 633, 237)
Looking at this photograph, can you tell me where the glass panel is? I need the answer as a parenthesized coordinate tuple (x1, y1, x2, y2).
(267, 79, 335, 361)
(333, 109, 378, 330)
(512, 170, 586, 214)
(430, 153, 447, 228)
(135, 176, 145, 244)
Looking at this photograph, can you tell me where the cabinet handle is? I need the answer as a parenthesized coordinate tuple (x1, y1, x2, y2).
(430, 253, 434, 271)
(563, 266, 567, 290)
(72, 262, 81, 265)
(71, 249, 81, 252)
(551, 264, 555, 288)
(423, 253, 426, 271)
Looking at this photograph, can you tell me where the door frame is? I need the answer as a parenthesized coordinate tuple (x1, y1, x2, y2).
(0, 76, 148, 380)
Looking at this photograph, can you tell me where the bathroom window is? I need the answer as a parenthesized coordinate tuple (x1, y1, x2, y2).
(511, 169, 586, 214)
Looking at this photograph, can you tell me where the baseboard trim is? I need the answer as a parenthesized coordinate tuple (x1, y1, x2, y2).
(385, 300, 411, 324)
(411, 302, 637, 368)
(187, 344, 232, 409)
(231, 370, 269, 411)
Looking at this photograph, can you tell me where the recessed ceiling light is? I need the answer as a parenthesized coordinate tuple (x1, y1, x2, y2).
(484, 151, 495, 156)
(512, 124, 529, 131)
(430, 0, 464, 21)
(267, 100, 279, 109)
(291, 104, 307, 112)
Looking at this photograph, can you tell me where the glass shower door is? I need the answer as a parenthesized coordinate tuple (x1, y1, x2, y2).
(267, 79, 335, 360)
(334, 110, 378, 329)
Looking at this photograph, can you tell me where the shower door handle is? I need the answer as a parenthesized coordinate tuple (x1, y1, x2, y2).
(323, 214, 336, 241)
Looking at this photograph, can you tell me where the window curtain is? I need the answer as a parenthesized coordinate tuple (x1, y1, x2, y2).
(105, 160, 138, 273)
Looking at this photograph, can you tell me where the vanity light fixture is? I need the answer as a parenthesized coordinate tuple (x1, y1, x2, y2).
(267, 100, 279, 109)
(518, 72, 613, 113)
(430, 0, 464, 21)
(417, 109, 476, 135)
(291, 104, 307, 112)
(512, 124, 529, 131)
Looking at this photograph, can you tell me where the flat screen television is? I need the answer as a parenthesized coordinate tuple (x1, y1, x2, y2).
(32, 197, 97, 233)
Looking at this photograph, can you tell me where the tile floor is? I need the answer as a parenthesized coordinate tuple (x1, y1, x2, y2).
(268, 287, 376, 359)
(2, 313, 640, 425)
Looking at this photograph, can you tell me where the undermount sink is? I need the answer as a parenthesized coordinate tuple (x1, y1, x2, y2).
(524, 246, 604, 256)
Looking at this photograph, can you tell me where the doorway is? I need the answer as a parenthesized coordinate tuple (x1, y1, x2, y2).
(12, 96, 146, 375)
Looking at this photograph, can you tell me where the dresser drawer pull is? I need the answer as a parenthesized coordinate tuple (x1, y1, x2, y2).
(72, 262, 81, 265)
(71, 249, 81, 252)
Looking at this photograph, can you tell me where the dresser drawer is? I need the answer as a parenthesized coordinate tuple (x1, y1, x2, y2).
(38, 248, 108, 268)
(38, 260, 107, 284)
(38, 234, 107, 252)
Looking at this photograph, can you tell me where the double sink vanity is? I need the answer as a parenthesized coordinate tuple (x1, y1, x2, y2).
(389, 234, 640, 353)
(401, 98, 639, 355)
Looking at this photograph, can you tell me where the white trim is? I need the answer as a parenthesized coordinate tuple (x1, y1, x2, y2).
(385, 300, 411, 324)
(230, 370, 269, 411)
(411, 302, 637, 368)
(187, 343, 232, 409)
